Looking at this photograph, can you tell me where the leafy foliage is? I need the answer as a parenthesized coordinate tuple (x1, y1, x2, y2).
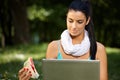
(0, 0, 120, 47)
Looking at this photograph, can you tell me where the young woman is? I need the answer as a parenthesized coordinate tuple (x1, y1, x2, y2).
(18, 0, 108, 80)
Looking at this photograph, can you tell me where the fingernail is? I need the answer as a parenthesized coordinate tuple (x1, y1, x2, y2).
(29, 71, 31, 73)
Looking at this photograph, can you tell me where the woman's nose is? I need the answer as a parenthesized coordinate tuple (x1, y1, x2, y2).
(72, 22, 77, 28)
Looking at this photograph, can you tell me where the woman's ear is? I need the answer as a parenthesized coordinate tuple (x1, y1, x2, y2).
(86, 17, 90, 25)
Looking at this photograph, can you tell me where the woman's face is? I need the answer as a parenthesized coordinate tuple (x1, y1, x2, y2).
(66, 10, 90, 37)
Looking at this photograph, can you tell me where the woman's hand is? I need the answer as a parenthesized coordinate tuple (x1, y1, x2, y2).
(18, 67, 32, 80)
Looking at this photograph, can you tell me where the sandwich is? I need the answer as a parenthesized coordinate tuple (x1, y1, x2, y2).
(24, 57, 39, 79)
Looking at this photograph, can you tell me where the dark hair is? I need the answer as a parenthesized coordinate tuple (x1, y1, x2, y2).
(68, 0, 97, 60)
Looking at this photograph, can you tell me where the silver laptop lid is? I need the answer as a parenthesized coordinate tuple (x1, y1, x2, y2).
(42, 59, 100, 80)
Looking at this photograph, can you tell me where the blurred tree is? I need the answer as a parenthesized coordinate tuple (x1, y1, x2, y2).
(92, 0, 120, 47)
(0, 0, 120, 48)
(9, 0, 30, 44)
(0, 0, 30, 47)
(0, 0, 13, 48)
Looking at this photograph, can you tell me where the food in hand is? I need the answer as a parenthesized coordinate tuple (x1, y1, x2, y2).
(24, 57, 39, 79)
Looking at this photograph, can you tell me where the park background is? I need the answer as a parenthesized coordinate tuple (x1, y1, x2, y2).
(0, 0, 120, 80)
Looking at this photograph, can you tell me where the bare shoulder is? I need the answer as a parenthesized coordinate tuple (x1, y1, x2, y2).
(46, 40, 60, 59)
(96, 42, 106, 59)
(48, 40, 59, 48)
(97, 42, 106, 51)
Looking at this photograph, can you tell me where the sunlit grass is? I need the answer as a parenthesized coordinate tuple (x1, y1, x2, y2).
(106, 47, 120, 54)
(0, 43, 48, 63)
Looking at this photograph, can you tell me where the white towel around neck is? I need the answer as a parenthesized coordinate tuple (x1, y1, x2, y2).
(61, 29, 90, 56)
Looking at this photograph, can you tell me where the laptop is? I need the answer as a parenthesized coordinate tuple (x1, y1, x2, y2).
(42, 59, 100, 80)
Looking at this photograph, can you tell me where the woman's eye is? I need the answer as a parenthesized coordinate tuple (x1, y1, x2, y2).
(78, 21, 83, 24)
(68, 20, 73, 23)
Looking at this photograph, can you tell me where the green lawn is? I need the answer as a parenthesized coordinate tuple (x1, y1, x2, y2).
(0, 43, 120, 80)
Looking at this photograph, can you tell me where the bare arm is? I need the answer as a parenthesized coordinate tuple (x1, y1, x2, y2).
(46, 41, 58, 59)
(96, 42, 108, 80)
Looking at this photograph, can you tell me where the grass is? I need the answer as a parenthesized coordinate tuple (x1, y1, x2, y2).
(0, 43, 120, 80)
(106, 47, 120, 80)
(0, 43, 48, 80)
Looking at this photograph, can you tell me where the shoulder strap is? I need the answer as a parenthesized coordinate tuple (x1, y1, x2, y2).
(57, 40, 63, 59)
(58, 40, 61, 53)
